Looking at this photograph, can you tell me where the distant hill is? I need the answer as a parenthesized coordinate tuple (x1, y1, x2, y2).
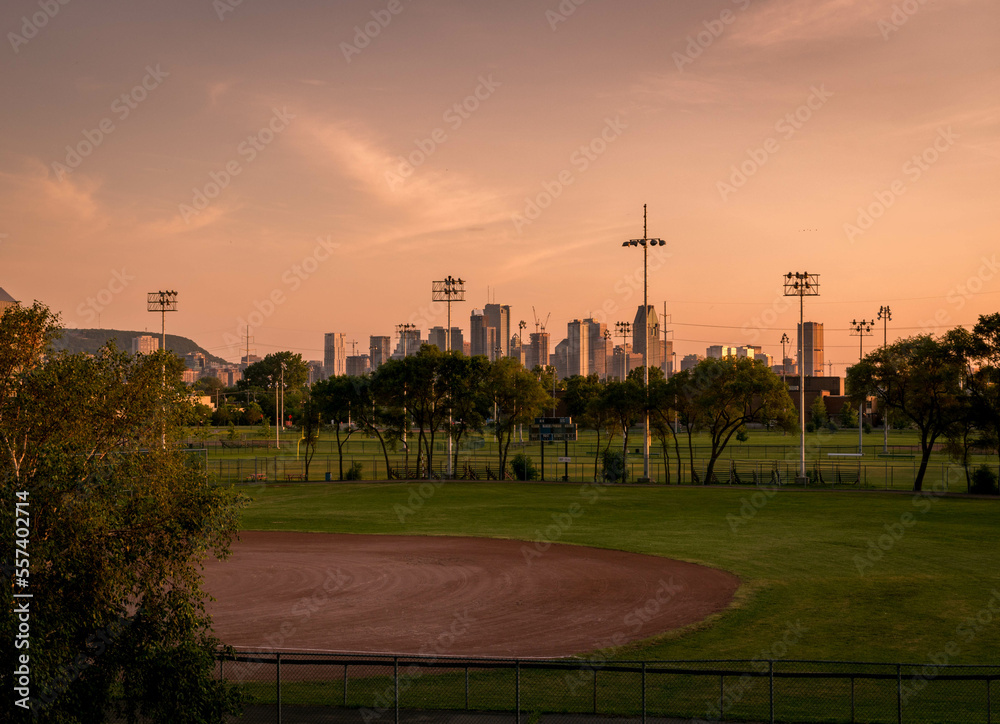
(53, 329, 231, 366)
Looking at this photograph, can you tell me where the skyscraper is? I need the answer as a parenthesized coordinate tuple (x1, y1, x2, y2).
(470, 310, 488, 357)
(798, 322, 825, 376)
(369, 336, 391, 369)
(484, 303, 511, 358)
(632, 305, 660, 370)
(526, 331, 550, 371)
(324, 333, 346, 376)
(583, 318, 607, 379)
(132, 335, 159, 355)
(428, 326, 448, 351)
(392, 328, 421, 358)
(567, 319, 590, 377)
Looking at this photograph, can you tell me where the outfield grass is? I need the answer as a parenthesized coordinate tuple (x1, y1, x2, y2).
(238, 483, 1000, 664)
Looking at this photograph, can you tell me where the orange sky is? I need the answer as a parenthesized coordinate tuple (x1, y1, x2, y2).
(2, 0, 998, 370)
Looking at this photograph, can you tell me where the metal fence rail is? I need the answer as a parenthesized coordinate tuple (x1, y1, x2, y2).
(217, 651, 997, 724)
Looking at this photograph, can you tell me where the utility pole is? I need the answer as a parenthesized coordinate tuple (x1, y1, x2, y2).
(397, 322, 416, 469)
(850, 319, 874, 456)
(147, 291, 177, 450)
(783, 273, 820, 484)
(878, 305, 892, 453)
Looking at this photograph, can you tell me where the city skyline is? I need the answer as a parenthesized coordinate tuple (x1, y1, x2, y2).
(2, 0, 997, 374)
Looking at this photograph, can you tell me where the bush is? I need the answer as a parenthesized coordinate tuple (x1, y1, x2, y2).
(602, 449, 628, 484)
(825, 420, 839, 432)
(805, 421, 816, 433)
(509, 453, 537, 481)
(344, 461, 363, 481)
(863, 421, 872, 434)
(736, 427, 749, 443)
(970, 465, 999, 495)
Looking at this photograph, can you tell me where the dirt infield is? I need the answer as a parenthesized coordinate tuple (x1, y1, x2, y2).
(202, 532, 739, 658)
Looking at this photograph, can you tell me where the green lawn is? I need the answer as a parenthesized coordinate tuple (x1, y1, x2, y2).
(238, 482, 1000, 664)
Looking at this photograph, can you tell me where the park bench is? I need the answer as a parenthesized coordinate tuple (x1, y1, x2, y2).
(284, 473, 306, 482)
(243, 473, 267, 483)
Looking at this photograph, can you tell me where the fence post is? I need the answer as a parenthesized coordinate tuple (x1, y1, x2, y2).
(850, 676, 855, 724)
(769, 660, 774, 724)
(641, 662, 646, 724)
(515, 660, 520, 723)
(276, 651, 281, 724)
(343, 664, 348, 706)
(593, 668, 597, 713)
(720, 674, 725, 720)
(394, 657, 399, 724)
(465, 665, 469, 709)
(897, 663, 902, 724)
(987, 677, 991, 724)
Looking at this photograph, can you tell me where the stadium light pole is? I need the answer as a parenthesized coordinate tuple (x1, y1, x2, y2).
(780, 333, 790, 385)
(147, 291, 177, 449)
(396, 323, 416, 469)
(433, 276, 466, 478)
(622, 205, 666, 483)
(878, 305, 892, 453)
(783, 272, 820, 484)
(615, 321, 631, 379)
(850, 319, 874, 456)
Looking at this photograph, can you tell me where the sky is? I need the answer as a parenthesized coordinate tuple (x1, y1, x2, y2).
(2, 0, 998, 371)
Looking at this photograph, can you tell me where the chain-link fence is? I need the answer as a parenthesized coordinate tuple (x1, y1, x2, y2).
(217, 651, 997, 723)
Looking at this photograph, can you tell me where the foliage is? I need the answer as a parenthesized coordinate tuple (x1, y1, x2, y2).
(848, 335, 964, 491)
(344, 461, 364, 481)
(311, 375, 359, 480)
(602, 448, 628, 484)
(484, 358, 550, 474)
(0, 303, 246, 722)
(839, 401, 858, 428)
(969, 465, 999, 495)
(810, 395, 828, 426)
(736, 426, 750, 443)
(509, 452, 538, 481)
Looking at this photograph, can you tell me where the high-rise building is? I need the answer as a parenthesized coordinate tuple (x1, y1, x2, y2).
(470, 310, 487, 357)
(184, 352, 206, 370)
(526, 331, 550, 371)
(324, 333, 347, 376)
(632, 305, 660, 370)
(484, 304, 511, 358)
(132, 335, 159, 355)
(0, 287, 17, 316)
(346, 355, 370, 376)
(552, 339, 570, 379)
(798, 322, 825, 376)
(369, 336, 391, 369)
(392, 328, 422, 358)
(308, 360, 325, 385)
(449, 327, 464, 354)
(662, 339, 674, 377)
(707, 345, 739, 359)
(428, 326, 448, 351)
(567, 320, 590, 377)
(681, 354, 703, 372)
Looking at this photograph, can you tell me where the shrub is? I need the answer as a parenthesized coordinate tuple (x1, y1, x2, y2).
(736, 427, 749, 443)
(825, 420, 839, 433)
(863, 421, 872, 434)
(805, 421, 816, 433)
(602, 449, 628, 484)
(509, 453, 537, 481)
(345, 462, 363, 481)
(970, 465, 999, 495)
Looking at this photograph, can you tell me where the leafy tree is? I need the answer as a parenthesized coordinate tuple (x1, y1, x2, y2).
(349, 374, 400, 478)
(484, 358, 550, 475)
(847, 335, 964, 491)
(0, 303, 246, 722)
(297, 398, 322, 480)
(680, 357, 795, 484)
(191, 375, 225, 399)
(241, 401, 264, 426)
(311, 376, 359, 480)
(440, 353, 490, 476)
(601, 376, 644, 465)
(810, 395, 828, 426)
(839, 400, 858, 428)
(564, 374, 616, 481)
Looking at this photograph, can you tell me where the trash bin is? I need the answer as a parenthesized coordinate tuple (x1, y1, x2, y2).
(325, 472, 332, 482)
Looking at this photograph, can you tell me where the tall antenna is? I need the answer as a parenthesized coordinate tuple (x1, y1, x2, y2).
(146, 291, 178, 352)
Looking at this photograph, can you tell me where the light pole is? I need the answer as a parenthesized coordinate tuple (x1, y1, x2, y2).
(850, 319, 874, 456)
(432, 276, 465, 478)
(780, 333, 790, 385)
(783, 272, 820, 484)
(622, 205, 665, 484)
(396, 323, 415, 468)
(878, 305, 891, 453)
(146, 290, 177, 449)
(615, 321, 631, 379)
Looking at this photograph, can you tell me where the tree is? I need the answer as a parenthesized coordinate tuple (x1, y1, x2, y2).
(312, 376, 359, 481)
(602, 376, 644, 465)
(810, 395, 828, 426)
(440, 353, 490, 476)
(681, 357, 795, 484)
(847, 335, 964, 491)
(839, 400, 858, 428)
(564, 374, 615, 481)
(0, 303, 246, 722)
(238, 351, 309, 423)
(484, 358, 550, 476)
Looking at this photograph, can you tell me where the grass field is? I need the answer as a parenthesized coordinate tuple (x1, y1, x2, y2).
(238, 482, 1000, 664)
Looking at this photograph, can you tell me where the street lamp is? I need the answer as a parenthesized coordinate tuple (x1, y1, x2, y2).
(621, 205, 666, 484)
(147, 290, 177, 449)
(783, 272, 820, 484)
(878, 305, 892, 453)
(396, 323, 416, 469)
(850, 319, 874, 456)
(615, 321, 631, 379)
(432, 277, 466, 478)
